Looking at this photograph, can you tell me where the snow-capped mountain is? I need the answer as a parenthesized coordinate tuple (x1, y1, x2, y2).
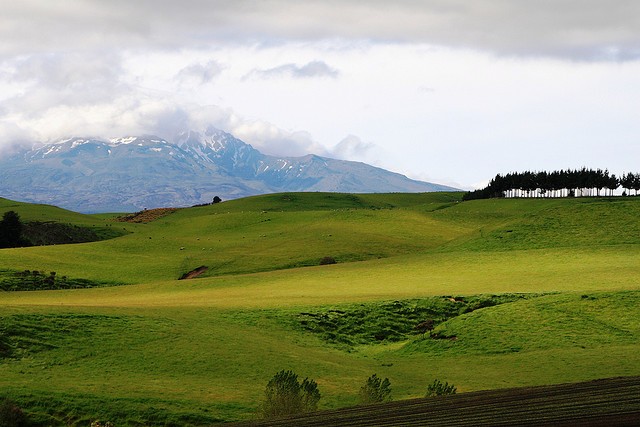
(0, 127, 457, 212)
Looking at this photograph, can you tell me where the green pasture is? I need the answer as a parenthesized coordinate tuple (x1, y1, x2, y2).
(1, 193, 640, 425)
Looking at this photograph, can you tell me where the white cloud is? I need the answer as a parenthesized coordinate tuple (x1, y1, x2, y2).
(2, 1, 640, 61)
(176, 60, 223, 85)
(230, 121, 329, 157)
(331, 135, 376, 161)
(245, 61, 339, 80)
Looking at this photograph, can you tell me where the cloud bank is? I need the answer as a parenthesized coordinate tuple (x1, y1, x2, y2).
(3, 1, 640, 60)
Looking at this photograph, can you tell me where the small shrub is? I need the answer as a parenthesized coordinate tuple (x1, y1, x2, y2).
(261, 370, 321, 418)
(0, 398, 28, 427)
(425, 379, 457, 397)
(300, 377, 321, 413)
(414, 319, 435, 334)
(319, 256, 337, 265)
(358, 374, 391, 404)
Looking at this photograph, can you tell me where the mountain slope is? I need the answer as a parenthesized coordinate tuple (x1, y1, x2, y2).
(0, 128, 456, 212)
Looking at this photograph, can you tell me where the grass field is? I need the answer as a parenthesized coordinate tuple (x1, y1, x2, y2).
(1, 192, 640, 425)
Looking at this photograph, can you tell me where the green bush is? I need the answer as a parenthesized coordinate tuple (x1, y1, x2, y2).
(358, 374, 391, 404)
(0, 398, 28, 427)
(425, 379, 457, 397)
(261, 370, 321, 418)
(319, 256, 337, 265)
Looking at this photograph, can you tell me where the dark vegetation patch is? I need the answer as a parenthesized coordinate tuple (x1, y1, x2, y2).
(287, 253, 390, 270)
(0, 397, 29, 427)
(21, 221, 123, 245)
(292, 294, 542, 348)
(0, 269, 125, 291)
(115, 208, 179, 223)
(259, 193, 394, 212)
(319, 256, 337, 265)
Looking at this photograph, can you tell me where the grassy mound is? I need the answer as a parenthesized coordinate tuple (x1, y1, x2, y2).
(400, 291, 640, 356)
(291, 294, 544, 348)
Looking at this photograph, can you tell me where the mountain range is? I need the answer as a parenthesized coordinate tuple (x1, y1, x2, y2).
(0, 127, 457, 213)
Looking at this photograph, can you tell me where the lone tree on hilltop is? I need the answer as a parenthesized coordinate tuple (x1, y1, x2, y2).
(212, 196, 222, 204)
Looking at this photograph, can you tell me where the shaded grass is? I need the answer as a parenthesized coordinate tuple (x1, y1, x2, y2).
(3, 390, 227, 427)
(0, 269, 124, 292)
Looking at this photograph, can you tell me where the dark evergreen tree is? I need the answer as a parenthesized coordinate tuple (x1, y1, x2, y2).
(620, 172, 634, 195)
(0, 211, 25, 248)
(632, 173, 640, 196)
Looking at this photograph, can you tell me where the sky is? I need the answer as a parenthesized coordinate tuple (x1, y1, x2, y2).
(1, 1, 640, 189)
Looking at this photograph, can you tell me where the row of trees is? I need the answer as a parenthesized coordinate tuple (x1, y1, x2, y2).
(463, 168, 640, 201)
(260, 370, 456, 419)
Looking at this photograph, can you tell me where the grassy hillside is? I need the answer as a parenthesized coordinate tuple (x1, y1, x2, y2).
(1, 193, 640, 425)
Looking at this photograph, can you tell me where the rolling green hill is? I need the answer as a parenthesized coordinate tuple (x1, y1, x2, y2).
(1, 193, 640, 425)
(0, 197, 128, 244)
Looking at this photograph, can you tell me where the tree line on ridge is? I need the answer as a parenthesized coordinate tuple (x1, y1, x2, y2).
(463, 168, 640, 201)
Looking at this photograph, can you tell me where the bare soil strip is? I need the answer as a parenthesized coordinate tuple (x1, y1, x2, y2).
(179, 266, 209, 280)
(115, 208, 179, 223)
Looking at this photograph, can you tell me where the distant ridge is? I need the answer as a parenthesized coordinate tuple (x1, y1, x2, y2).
(0, 127, 457, 213)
